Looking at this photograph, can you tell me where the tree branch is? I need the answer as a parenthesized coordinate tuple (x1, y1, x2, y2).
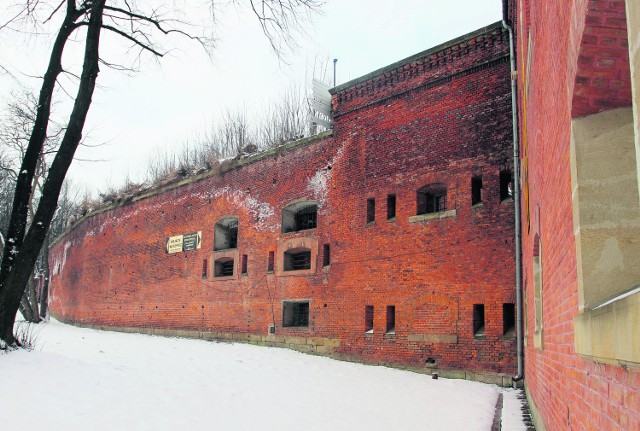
(101, 24, 164, 57)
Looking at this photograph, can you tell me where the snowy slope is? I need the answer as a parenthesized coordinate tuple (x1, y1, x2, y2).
(0, 320, 524, 430)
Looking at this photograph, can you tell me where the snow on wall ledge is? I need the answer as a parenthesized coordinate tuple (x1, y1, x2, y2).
(49, 22, 517, 380)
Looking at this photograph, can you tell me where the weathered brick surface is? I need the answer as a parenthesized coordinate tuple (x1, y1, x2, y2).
(513, 0, 640, 429)
(49, 23, 516, 376)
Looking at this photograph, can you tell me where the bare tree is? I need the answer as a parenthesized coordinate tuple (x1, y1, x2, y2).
(0, 0, 322, 346)
(259, 85, 309, 149)
(0, 93, 65, 323)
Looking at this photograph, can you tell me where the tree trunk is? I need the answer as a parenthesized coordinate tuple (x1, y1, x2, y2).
(0, 1, 105, 344)
(27, 275, 41, 323)
(40, 237, 50, 319)
(19, 290, 35, 322)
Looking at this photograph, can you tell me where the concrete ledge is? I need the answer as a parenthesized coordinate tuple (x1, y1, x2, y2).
(409, 209, 457, 224)
(574, 289, 640, 366)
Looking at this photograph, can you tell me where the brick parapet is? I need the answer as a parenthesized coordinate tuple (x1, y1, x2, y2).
(331, 22, 509, 117)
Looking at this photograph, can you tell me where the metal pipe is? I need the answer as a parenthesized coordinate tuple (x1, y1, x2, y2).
(333, 59, 337, 87)
(502, 18, 524, 383)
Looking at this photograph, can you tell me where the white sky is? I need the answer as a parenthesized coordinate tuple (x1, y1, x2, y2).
(0, 0, 502, 194)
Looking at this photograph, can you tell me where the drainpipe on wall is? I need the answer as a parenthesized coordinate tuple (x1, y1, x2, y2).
(502, 18, 524, 384)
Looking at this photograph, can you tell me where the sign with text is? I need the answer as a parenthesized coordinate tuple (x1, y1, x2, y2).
(165, 231, 202, 254)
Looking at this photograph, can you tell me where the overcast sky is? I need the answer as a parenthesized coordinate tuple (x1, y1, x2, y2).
(0, 0, 502, 194)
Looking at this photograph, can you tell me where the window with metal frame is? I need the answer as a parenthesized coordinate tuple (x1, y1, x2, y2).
(417, 184, 447, 215)
(283, 248, 312, 271)
(282, 202, 318, 233)
(282, 301, 309, 327)
(214, 217, 239, 251)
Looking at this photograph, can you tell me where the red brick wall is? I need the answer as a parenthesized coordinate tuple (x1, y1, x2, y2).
(513, 0, 640, 429)
(49, 23, 516, 376)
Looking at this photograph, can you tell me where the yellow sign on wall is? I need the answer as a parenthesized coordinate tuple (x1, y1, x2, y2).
(165, 231, 201, 254)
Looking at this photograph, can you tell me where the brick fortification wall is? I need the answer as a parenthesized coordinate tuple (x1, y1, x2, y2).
(512, 0, 640, 429)
(50, 22, 516, 380)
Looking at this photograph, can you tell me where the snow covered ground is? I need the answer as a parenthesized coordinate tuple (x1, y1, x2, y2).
(1, 320, 528, 430)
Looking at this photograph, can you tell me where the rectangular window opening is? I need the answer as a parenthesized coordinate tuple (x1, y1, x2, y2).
(214, 217, 239, 251)
(503, 303, 515, 337)
(365, 305, 374, 333)
(472, 176, 483, 206)
(500, 170, 512, 201)
(267, 251, 275, 273)
(282, 203, 318, 233)
(283, 249, 312, 271)
(241, 254, 248, 275)
(366, 198, 376, 224)
(295, 207, 317, 231)
(386, 305, 396, 334)
(323, 244, 331, 267)
(473, 304, 485, 337)
(417, 185, 447, 215)
(387, 194, 396, 220)
(282, 301, 309, 327)
(202, 259, 208, 279)
(215, 258, 234, 277)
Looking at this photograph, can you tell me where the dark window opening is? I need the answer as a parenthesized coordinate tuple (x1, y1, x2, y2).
(365, 305, 374, 333)
(295, 206, 317, 231)
(503, 303, 515, 336)
(500, 169, 513, 201)
(214, 217, 239, 251)
(323, 244, 331, 267)
(283, 248, 312, 271)
(283, 301, 309, 327)
(282, 202, 318, 233)
(472, 176, 483, 206)
(386, 305, 396, 333)
(366, 198, 375, 224)
(387, 194, 396, 220)
(267, 251, 275, 272)
(417, 184, 447, 215)
(202, 259, 208, 279)
(473, 304, 485, 337)
(241, 254, 248, 275)
(214, 258, 234, 277)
